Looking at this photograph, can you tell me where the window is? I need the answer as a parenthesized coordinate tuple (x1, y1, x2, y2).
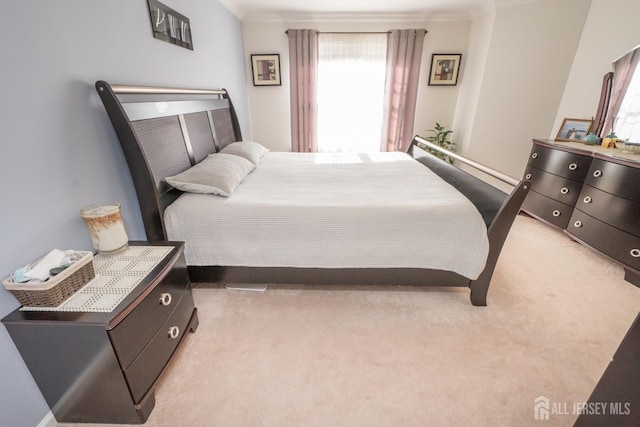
(615, 65, 640, 142)
(317, 33, 387, 152)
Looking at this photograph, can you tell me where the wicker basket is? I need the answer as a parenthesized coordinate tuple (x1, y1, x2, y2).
(3, 251, 95, 307)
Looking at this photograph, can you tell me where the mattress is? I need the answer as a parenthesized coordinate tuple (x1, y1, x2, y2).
(164, 151, 490, 279)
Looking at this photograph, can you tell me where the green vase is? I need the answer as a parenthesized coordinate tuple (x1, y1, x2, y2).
(583, 132, 601, 145)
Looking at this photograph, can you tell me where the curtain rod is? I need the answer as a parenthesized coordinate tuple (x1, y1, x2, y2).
(284, 30, 427, 35)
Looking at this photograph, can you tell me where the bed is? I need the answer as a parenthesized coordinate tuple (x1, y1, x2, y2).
(95, 80, 530, 306)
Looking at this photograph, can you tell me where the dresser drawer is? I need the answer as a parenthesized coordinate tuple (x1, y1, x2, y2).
(568, 210, 640, 271)
(109, 256, 189, 370)
(585, 159, 640, 202)
(524, 166, 582, 206)
(576, 185, 640, 238)
(528, 143, 591, 180)
(125, 291, 195, 403)
(522, 190, 573, 229)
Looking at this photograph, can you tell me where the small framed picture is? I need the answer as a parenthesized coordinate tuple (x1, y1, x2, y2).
(555, 118, 593, 142)
(428, 54, 462, 86)
(251, 54, 281, 86)
(147, 0, 193, 50)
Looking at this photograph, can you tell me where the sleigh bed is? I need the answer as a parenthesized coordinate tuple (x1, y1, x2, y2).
(95, 80, 529, 306)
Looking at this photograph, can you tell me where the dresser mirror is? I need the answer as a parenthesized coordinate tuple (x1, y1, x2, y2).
(596, 44, 640, 142)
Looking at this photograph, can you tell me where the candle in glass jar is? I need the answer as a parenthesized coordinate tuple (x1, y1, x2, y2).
(80, 203, 129, 254)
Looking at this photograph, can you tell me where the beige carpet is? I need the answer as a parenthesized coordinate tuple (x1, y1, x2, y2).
(61, 214, 640, 427)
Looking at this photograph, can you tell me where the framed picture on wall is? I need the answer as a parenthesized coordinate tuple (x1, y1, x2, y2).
(251, 54, 281, 86)
(428, 54, 462, 86)
(555, 118, 593, 142)
(147, 0, 193, 50)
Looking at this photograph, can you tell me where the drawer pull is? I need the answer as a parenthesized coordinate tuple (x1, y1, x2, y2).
(583, 196, 592, 204)
(159, 293, 172, 306)
(168, 326, 180, 339)
(631, 249, 640, 258)
(568, 163, 578, 171)
(574, 221, 583, 228)
(525, 173, 532, 180)
(593, 169, 602, 178)
(531, 153, 538, 159)
(560, 187, 569, 195)
(552, 210, 561, 217)
(160, 292, 171, 306)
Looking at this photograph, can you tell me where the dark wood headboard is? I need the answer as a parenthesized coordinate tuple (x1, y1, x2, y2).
(95, 81, 243, 241)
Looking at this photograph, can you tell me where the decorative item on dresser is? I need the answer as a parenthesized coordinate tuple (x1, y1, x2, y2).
(521, 139, 640, 287)
(1, 241, 198, 424)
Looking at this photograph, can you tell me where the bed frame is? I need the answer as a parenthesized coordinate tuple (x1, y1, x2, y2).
(95, 80, 530, 306)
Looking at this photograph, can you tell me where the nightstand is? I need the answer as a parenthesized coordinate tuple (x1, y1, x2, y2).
(2, 241, 198, 424)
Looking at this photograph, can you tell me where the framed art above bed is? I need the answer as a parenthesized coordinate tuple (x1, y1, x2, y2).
(94, 80, 529, 306)
(147, 0, 193, 50)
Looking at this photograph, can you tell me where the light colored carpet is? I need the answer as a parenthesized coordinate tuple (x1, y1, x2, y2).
(61, 214, 640, 426)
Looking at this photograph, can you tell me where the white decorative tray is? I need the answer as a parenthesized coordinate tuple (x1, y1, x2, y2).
(20, 246, 173, 313)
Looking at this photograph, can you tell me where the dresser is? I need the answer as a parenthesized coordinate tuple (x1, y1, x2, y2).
(522, 139, 640, 286)
(2, 241, 198, 424)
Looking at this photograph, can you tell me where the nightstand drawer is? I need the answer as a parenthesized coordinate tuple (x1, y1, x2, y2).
(125, 291, 195, 403)
(576, 185, 640, 238)
(568, 210, 640, 271)
(109, 255, 189, 370)
(524, 166, 582, 206)
(522, 190, 573, 229)
(527, 144, 591, 180)
(585, 159, 640, 202)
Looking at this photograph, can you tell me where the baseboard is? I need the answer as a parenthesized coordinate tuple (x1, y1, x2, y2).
(38, 411, 57, 427)
(225, 283, 269, 291)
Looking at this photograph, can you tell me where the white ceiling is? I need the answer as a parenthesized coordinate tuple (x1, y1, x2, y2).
(221, 0, 511, 20)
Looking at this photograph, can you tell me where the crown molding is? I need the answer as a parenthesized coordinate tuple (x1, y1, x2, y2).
(494, 0, 544, 8)
(217, 0, 245, 20)
(242, 10, 472, 23)
(223, 0, 546, 23)
(469, 0, 496, 18)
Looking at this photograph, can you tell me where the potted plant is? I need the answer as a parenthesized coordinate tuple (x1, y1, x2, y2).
(419, 122, 454, 164)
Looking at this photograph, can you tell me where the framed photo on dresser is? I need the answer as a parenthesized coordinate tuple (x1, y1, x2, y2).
(555, 118, 593, 142)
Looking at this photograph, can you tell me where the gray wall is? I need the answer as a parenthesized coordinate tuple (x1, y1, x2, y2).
(0, 1, 249, 425)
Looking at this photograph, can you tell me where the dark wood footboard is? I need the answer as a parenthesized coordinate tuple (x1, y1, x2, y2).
(408, 139, 530, 305)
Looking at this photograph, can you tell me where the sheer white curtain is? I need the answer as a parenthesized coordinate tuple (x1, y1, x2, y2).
(317, 33, 387, 152)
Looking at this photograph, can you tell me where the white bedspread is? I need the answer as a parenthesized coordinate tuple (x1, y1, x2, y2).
(164, 152, 490, 279)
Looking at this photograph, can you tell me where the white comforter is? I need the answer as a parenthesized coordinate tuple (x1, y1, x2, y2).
(164, 152, 490, 279)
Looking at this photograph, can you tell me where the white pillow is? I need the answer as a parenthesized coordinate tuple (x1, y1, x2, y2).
(165, 153, 255, 196)
(220, 141, 270, 165)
